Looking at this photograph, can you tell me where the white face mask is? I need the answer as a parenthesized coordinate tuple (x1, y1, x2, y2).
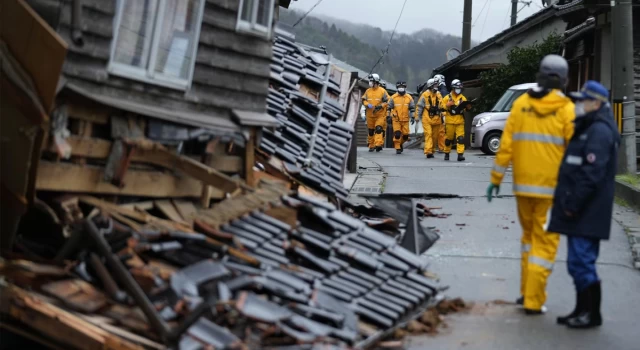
(454, 89, 462, 94)
(575, 101, 586, 116)
(369, 81, 374, 88)
(432, 87, 438, 92)
(397, 88, 406, 93)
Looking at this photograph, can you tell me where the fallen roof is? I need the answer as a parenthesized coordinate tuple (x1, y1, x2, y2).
(433, 0, 582, 74)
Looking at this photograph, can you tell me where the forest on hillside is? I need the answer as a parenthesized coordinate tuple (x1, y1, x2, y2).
(279, 10, 466, 90)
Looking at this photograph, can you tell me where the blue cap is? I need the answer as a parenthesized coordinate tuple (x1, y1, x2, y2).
(569, 80, 609, 102)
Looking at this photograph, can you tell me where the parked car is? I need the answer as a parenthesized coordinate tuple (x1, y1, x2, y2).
(471, 83, 537, 155)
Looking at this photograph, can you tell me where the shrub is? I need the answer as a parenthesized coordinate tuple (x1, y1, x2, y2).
(473, 32, 563, 114)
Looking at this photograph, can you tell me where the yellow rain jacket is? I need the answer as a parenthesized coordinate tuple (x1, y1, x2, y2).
(362, 86, 390, 119)
(416, 90, 443, 125)
(441, 92, 467, 125)
(388, 93, 415, 121)
(490, 89, 576, 198)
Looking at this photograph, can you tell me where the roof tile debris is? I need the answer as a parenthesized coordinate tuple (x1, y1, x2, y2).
(260, 32, 354, 199)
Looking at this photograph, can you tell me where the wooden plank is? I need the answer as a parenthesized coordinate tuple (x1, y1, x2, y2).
(190, 81, 268, 112)
(130, 142, 242, 194)
(172, 200, 198, 226)
(44, 135, 243, 173)
(58, 4, 114, 39)
(198, 23, 272, 59)
(191, 64, 270, 95)
(153, 200, 187, 224)
(36, 161, 208, 198)
(245, 128, 256, 186)
(1, 0, 68, 112)
(118, 201, 154, 212)
(201, 4, 237, 31)
(1, 284, 144, 350)
(195, 45, 271, 79)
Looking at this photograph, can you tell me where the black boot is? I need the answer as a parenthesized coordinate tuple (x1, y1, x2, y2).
(516, 296, 524, 305)
(557, 289, 587, 325)
(567, 282, 602, 329)
(426, 154, 434, 158)
(396, 149, 402, 154)
(457, 153, 465, 161)
(400, 144, 404, 153)
(444, 153, 450, 161)
(375, 146, 383, 152)
(369, 148, 374, 152)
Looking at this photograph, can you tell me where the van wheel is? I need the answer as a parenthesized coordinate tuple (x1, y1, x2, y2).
(482, 131, 502, 155)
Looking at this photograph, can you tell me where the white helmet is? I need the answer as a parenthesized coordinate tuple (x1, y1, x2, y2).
(451, 79, 463, 89)
(426, 78, 435, 89)
(369, 73, 381, 83)
(434, 74, 445, 84)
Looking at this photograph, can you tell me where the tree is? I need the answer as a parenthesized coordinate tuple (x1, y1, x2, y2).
(472, 32, 563, 114)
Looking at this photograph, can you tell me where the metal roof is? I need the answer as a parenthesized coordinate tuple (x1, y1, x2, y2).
(433, 0, 582, 75)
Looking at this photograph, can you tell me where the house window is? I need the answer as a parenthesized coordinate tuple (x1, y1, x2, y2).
(108, 0, 205, 90)
(237, 0, 274, 37)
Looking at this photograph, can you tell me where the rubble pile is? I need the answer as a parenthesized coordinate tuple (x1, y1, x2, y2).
(2, 18, 444, 349)
(260, 33, 353, 200)
(1, 180, 442, 349)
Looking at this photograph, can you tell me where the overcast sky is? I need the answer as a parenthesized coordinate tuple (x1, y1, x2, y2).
(287, 0, 545, 42)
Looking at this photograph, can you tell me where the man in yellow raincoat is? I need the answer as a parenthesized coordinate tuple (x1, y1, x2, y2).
(387, 81, 415, 154)
(487, 54, 576, 315)
(362, 74, 390, 152)
(416, 78, 443, 158)
(442, 79, 472, 161)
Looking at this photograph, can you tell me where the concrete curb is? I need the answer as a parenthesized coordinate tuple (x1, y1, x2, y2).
(615, 180, 640, 211)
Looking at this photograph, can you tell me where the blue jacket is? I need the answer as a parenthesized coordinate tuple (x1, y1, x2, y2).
(547, 105, 620, 240)
(438, 84, 449, 97)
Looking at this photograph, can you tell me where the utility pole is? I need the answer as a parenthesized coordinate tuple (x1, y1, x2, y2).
(612, 0, 637, 174)
(462, 0, 472, 51)
(511, 0, 518, 26)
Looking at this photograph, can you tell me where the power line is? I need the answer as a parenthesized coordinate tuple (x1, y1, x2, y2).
(292, 0, 325, 27)
(472, 0, 490, 27)
(479, 0, 492, 41)
(367, 0, 409, 76)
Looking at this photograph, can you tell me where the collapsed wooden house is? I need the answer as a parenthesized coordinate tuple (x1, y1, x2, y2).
(1, 1, 443, 348)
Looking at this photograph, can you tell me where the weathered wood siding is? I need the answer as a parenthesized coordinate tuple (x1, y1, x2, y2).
(27, 0, 272, 121)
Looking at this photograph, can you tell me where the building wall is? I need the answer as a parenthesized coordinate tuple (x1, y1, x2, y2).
(27, 0, 272, 121)
(461, 17, 567, 67)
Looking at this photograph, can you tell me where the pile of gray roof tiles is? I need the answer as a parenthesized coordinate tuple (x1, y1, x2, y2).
(260, 34, 354, 200)
(152, 193, 441, 349)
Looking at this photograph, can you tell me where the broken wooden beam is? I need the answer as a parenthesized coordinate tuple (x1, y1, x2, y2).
(44, 135, 243, 173)
(124, 140, 245, 194)
(35, 161, 225, 199)
(0, 283, 144, 350)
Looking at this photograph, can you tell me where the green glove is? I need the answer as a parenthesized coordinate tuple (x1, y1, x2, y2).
(487, 183, 500, 202)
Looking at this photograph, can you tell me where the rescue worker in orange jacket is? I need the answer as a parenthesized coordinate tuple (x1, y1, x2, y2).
(362, 74, 390, 152)
(487, 54, 576, 314)
(387, 81, 415, 154)
(442, 79, 472, 161)
(416, 79, 443, 158)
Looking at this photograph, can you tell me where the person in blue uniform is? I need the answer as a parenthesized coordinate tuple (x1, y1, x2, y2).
(547, 80, 620, 329)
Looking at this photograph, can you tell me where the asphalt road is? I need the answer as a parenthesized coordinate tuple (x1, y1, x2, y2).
(358, 147, 640, 350)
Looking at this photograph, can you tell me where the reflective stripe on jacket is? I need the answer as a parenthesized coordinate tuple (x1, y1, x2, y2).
(441, 92, 467, 125)
(388, 93, 415, 122)
(416, 91, 443, 125)
(362, 87, 390, 118)
(490, 88, 575, 198)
